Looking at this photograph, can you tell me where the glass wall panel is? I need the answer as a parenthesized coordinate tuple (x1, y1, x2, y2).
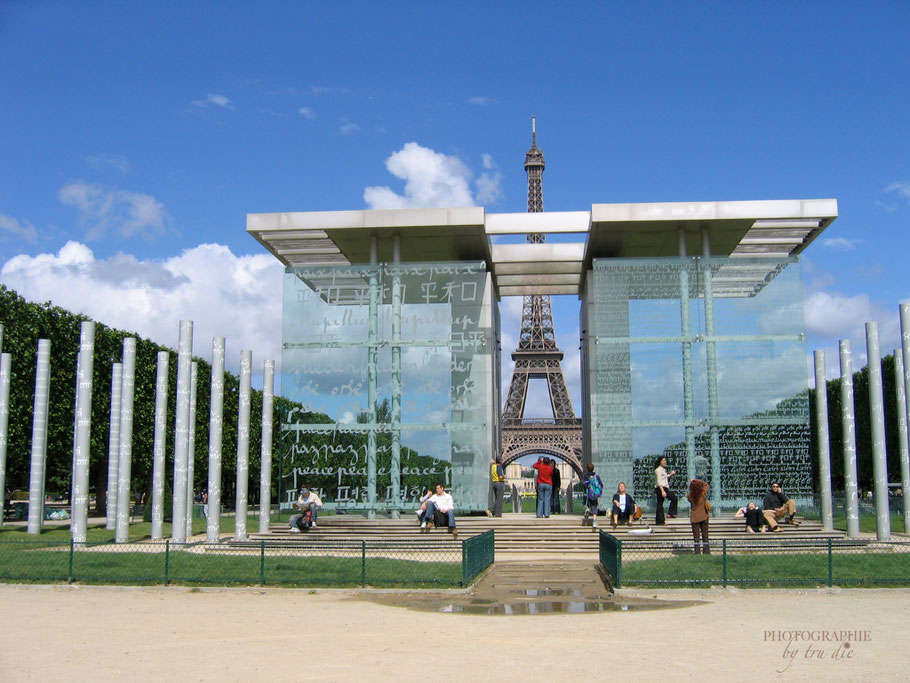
(279, 261, 497, 513)
(586, 256, 811, 505)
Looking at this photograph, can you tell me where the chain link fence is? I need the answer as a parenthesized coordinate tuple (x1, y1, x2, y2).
(0, 532, 495, 588)
(599, 533, 910, 588)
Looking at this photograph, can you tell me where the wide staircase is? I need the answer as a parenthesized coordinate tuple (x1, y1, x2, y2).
(249, 512, 843, 559)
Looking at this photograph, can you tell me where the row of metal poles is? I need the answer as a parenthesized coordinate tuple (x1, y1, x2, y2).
(0, 320, 275, 544)
(813, 303, 910, 540)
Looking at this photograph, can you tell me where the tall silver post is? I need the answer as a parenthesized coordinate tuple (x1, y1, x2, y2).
(172, 320, 193, 543)
(150, 352, 169, 539)
(0, 354, 11, 528)
(367, 235, 378, 517)
(71, 321, 95, 543)
(185, 361, 198, 538)
(900, 303, 910, 532)
(259, 359, 274, 534)
(235, 349, 252, 540)
(207, 337, 225, 542)
(678, 228, 696, 482)
(106, 363, 122, 529)
(27, 339, 51, 534)
(865, 322, 890, 540)
(894, 348, 910, 533)
(701, 228, 720, 509)
(840, 339, 860, 538)
(814, 350, 834, 530)
(115, 337, 136, 543)
(390, 234, 402, 518)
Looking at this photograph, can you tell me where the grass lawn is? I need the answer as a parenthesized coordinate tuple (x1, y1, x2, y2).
(620, 550, 910, 588)
(832, 514, 906, 534)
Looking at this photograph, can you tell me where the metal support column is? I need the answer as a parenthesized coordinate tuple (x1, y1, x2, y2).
(0, 353, 10, 528)
(105, 363, 122, 530)
(390, 234, 402, 518)
(185, 361, 198, 538)
(115, 337, 136, 543)
(900, 303, 910, 532)
(701, 228, 720, 509)
(235, 349, 252, 539)
(814, 350, 834, 530)
(678, 228, 696, 482)
(839, 339, 860, 538)
(865, 322, 890, 540)
(172, 320, 193, 543)
(367, 235, 378, 517)
(27, 339, 51, 534)
(207, 337, 225, 542)
(150, 352, 169, 539)
(71, 321, 95, 543)
(259, 359, 275, 533)
(894, 348, 909, 533)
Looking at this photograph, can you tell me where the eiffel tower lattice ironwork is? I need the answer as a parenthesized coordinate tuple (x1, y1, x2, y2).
(500, 119, 583, 476)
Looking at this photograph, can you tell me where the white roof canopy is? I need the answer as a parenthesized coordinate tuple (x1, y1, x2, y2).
(247, 199, 837, 298)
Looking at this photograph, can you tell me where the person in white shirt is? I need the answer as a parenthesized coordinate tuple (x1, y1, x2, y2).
(420, 483, 458, 536)
(289, 487, 322, 532)
(653, 456, 678, 525)
(610, 481, 637, 528)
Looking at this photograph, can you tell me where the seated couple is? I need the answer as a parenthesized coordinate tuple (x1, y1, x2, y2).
(417, 484, 458, 537)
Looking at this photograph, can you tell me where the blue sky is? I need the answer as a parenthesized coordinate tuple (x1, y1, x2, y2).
(2, 1, 909, 414)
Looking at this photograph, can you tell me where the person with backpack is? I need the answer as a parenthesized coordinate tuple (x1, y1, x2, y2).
(289, 487, 322, 532)
(581, 463, 604, 529)
(532, 457, 554, 518)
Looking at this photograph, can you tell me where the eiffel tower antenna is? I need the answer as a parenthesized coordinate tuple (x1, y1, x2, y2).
(500, 119, 583, 475)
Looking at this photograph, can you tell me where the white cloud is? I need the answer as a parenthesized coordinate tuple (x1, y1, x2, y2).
(86, 153, 130, 173)
(476, 153, 502, 204)
(59, 182, 167, 240)
(191, 93, 233, 109)
(298, 106, 316, 119)
(0, 214, 38, 243)
(804, 291, 875, 338)
(821, 237, 860, 251)
(0, 241, 283, 376)
(338, 120, 359, 134)
(467, 96, 494, 106)
(884, 181, 910, 205)
(364, 143, 487, 209)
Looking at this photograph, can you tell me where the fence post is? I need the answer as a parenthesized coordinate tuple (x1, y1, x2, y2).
(260, 540, 265, 587)
(462, 536, 468, 588)
(616, 538, 622, 589)
(722, 540, 727, 588)
(68, 538, 75, 584)
(827, 538, 833, 588)
(164, 540, 170, 586)
(361, 540, 366, 588)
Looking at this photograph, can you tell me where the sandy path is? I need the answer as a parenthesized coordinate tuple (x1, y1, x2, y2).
(1, 584, 908, 681)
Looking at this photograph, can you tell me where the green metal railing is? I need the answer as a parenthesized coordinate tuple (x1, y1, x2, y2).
(0, 534, 494, 589)
(598, 534, 910, 588)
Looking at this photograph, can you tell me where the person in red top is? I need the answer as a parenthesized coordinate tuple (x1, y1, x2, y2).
(533, 457, 554, 518)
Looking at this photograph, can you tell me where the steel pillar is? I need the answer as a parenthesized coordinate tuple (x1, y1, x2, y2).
(172, 320, 193, 543)
(0, 353, 10, 528)
(865, 323, 890, 540)
(839, 339, 861, 538)
(259, 359, 274, 534)
(678, 229, 696, 482)
(151, 352, 169, 539)
(71, 321, 95, 543)
(115, 337, 136, 543)
(367, 235, 378, 518)
(701, 229, 720, 509)
(185, 361, 198, 538)
(207, 337, 225, 542)
(900, 303, 910, 532)
(390, 234, 401, 518)
(894, 348, 909, 533)
(27, 339, 51, 534)
(105, 363, 122, 530)
(235, 350, 252, 540)
(814, 350, 834, 530)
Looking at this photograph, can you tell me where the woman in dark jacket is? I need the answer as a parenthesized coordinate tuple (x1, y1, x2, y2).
(610, 482, 636, 529)
(687, 479, 710, 555)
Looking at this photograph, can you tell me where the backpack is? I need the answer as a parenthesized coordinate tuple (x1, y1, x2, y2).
(586, 474, 603, 500)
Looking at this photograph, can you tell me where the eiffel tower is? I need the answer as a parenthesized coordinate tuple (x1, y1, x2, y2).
(500, 118, 583, 476)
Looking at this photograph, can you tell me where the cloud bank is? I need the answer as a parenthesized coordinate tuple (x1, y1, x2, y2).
(59, 182, 167, 241)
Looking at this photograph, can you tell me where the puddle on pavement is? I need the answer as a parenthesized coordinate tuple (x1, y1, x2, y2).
(356, 593, 704, 615)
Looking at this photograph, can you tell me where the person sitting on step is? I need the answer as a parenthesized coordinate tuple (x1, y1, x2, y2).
(762, 481, 798, 531)
(735, 501, 769, 533)
(420, 483, 458, 537)
(611, 482, 637, 528)
(289, 487, 322, 532)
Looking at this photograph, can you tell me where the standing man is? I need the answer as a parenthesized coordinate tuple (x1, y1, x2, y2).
(582, 463, 604, 529)
(487, 456, 505, 518)
(551, 463, 562, 514)
(762, 481, 799, 530)
(533, 457, 554, 518)
(421, 483, 458, 536)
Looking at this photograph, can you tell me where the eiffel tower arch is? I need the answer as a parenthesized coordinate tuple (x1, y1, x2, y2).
(500, 119, 584, 479)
